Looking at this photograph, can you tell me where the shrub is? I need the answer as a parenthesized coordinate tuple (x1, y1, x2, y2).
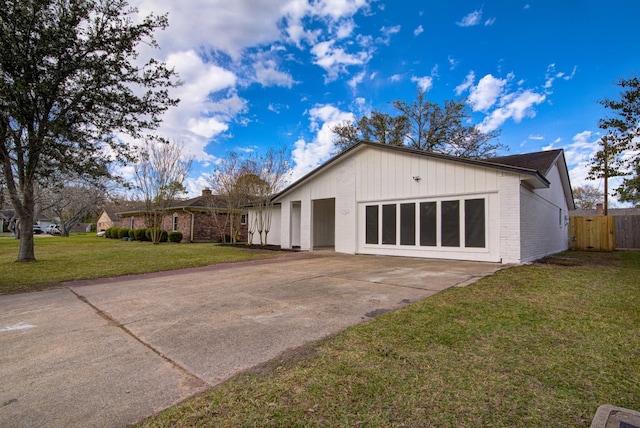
(168, 231, 183, 243)
(117, 228, 130, 239)
(133, 228, 148, 241)
(145, 228, 168, 243)
(106, 227, 121, 239)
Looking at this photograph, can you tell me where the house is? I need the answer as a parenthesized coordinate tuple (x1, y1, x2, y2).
(249, 141, 574, 264)
(96, 207, 120, 232)
(114, 189, 248, 243)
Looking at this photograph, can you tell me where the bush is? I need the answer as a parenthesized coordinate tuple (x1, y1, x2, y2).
(133, 228, 148, 241)
(106, 227, 121, 239)
(117, 228, 130, 239)
(168, 231, 183, 243)
(145, 228, 168, 243)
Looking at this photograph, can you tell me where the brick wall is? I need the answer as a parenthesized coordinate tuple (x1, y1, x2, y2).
(110, 210, 247, 243)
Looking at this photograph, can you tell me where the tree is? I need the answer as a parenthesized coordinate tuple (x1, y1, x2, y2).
(41, 178, 107, 236)
(0, 0, 179, 261)
(251, 147, 291, 246)
(391, 90, 503, 157)
(332, 89, 503, 158)
(332, 111, 409, 153)
(590, 77, 640, 208)
(134, 139, 192, 244)
(573, 185, 604, 210)
(206, 152, 255, 244)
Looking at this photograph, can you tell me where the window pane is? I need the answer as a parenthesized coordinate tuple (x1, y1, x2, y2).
(400, 203, 415, 245)
(465, 199, 485, 248)
(441, 200, 460, 247)
(420, 202, 436, 246)
(382, 204, 396, 245)
(365, 205, 378, 244)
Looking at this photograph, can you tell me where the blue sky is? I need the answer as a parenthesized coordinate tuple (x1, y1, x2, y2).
(130, 0, 640, 201)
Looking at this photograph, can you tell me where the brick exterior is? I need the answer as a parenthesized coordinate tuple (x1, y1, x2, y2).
(113, 210, 247, 243)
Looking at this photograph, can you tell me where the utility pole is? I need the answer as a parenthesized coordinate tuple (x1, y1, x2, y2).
(603, 135, 609, 216)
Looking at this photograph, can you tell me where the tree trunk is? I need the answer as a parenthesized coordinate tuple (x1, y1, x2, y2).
(17, 212, 36, 262)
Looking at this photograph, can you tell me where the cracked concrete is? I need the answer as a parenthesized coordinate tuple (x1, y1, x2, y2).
(0, 252, 503, 427)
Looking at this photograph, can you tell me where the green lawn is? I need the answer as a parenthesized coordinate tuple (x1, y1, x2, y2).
(139, 251, 640, 427)
(0, 233, 280, 294)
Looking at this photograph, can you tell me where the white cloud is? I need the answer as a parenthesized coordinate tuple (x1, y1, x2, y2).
(414, 25, 424, 36)
(478, 90, 546, 133)
(411, 76, 433, 92)
(311, 40, 371, 81)
(448, 55, 459, 70)
(529, 134, 545, 141)
(390, 73, 403, 82)
(348, 70, 367, 90)
(468, 74, 508, 112)
(155, 50, 243, 160)
(484, 17, 497, 26)
(455, 71, 475, 95)
(290, 105, 354, 180)
(379, 25, 401, 44)
(544, 63, 577, 89)
(457, 9, 483, 27)
(253, 60, 296, 88)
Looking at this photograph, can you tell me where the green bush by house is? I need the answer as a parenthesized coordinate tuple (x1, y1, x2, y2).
(168, 231, 183, 243)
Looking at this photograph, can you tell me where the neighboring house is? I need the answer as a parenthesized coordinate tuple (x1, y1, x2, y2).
(96, 207, 122, 232)
(115, 189, 248, 243)
(249, 141, 574, 264)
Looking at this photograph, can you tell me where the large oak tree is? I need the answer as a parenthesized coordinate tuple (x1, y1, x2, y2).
(0, 0, 179, 261)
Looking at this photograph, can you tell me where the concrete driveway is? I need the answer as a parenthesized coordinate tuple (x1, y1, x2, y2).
(0, 252, 503, 427)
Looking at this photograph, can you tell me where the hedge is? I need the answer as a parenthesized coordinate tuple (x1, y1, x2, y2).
(168, 231, 183, 243)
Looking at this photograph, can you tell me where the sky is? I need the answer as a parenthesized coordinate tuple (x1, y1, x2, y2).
(129, 0, 640, 202)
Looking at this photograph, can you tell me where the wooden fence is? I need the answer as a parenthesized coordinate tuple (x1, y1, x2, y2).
(569, 216, 616, 251)
(615, 216, 640, 249)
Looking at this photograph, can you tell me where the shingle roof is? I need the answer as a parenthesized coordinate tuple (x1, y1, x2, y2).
(486, 149, 563, 176)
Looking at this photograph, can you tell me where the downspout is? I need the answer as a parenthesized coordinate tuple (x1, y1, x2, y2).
(183, 208, 195, 242)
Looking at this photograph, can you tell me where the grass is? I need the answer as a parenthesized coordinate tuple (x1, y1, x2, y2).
(0, 233, 280, 294)
(138, 251, 640, 427)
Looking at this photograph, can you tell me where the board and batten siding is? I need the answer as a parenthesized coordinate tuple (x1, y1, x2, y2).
(353, 147, 502, 262)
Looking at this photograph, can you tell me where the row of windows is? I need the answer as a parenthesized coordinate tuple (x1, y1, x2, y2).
(365, 198, 486, 249)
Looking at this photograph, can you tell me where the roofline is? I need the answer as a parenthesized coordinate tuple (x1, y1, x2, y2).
(273, 141, 550, 201)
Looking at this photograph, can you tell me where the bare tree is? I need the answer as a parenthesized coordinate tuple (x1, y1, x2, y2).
(41, 178, 106, 236)
(134, 139, 192, 244)
(252, 147, 290, 246)
(573, 185, 604, 210)
(206, 152, 257, 243)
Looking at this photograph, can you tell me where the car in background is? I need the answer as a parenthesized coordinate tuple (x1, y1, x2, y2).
(33, 224, 43, 234)
(46, 224, 61, 235)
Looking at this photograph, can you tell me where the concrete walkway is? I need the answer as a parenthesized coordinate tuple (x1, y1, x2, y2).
(0, 252, 504, 427)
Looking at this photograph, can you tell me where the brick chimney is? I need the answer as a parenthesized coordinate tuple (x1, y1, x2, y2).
(595, 203, 603, 215)
(202, 188, 212, 197)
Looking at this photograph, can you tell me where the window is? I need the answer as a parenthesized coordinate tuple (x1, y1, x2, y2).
(465, 199, 485, 248)
(364, 197, 486, 250)
(420, 202, 437, 246)
(400, 203, 415, 245)
(240, 214, 247, 225)
(172, 214, 179, 232)
(382, 204, 396, 245)
(130, 217, 134, 230)
(365, 205, 378, 244)
(441, 200, 460, 247)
